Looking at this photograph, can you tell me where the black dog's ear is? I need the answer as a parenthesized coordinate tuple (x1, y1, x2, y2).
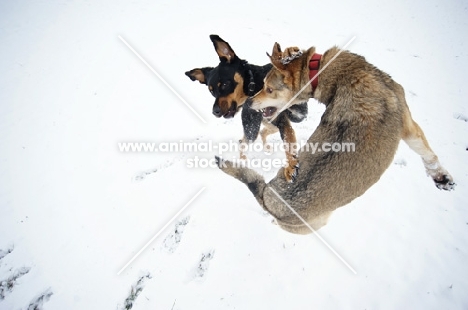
(185, 67, 213, 85)
(241, 101, 263, 141)
(210, 34, 237, 63)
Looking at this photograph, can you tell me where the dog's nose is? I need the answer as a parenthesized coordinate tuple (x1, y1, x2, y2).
(212, 103, 222, 117)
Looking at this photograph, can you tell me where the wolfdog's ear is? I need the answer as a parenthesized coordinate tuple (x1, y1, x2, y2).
(210, 35, 237, 63)
(267, 42, 287, 70)
(185, 67, 213, 84)
(305, 46, 316, 60)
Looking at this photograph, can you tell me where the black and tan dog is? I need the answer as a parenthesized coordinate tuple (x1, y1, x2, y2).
(186, 35, 308, 181)
(216, 43, 455, 234)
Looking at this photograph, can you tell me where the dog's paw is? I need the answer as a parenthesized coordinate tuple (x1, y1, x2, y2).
(215, 156, 227, 169)
(284, 162, 299, 183)
(433, 174, 456, 191)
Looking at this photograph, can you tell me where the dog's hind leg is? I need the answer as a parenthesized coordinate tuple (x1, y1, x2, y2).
(401, 108, 455, 190)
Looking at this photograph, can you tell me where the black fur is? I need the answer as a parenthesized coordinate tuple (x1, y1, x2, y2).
(242, 101, 263, 141)
(247, 182, 260, 197)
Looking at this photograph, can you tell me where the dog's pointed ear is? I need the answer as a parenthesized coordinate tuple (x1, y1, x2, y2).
(271, 42, 282, 60)
(306, 46, 316, 59)
(268, 42, 287, 70)
(210, 34, 237, 63)
(185, 67, 213, 85)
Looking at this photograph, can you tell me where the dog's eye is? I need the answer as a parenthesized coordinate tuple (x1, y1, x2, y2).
(266, 87, 273, 94)
(220, 81, 231, 90)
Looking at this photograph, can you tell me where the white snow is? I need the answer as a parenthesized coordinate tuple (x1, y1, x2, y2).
(1, 0, 467, 309)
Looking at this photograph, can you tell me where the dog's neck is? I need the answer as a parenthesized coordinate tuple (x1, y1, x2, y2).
(241, 60, 258, 96)
(309, 53, 322, 96)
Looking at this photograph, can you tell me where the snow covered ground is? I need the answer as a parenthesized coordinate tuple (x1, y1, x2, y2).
(1, 0, 467, 309)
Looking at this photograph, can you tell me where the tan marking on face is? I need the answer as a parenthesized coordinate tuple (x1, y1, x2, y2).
(217, 73, 248, 115)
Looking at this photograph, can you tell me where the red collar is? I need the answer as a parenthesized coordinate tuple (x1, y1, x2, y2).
(309, 53, 322, 94)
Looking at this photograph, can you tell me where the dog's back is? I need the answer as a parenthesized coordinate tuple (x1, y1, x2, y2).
(223, 49, 405, 234)
(265, 49, 405, 233)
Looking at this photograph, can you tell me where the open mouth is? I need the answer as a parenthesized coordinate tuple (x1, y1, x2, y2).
(259, 107, 277, 118)
(222, 103, 238, 119)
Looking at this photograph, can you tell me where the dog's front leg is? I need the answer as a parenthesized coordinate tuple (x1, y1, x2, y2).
(238, 135, 248, 160)
(260, 121, 279, 154)
(240, 102, 263, 159)
(276, 115, 299, 183)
